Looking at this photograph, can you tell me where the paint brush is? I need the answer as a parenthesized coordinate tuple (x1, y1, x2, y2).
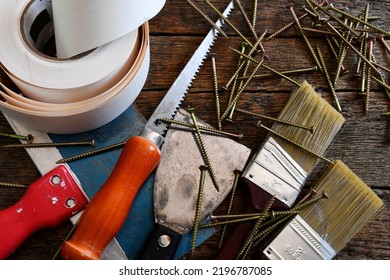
(216, 80, 345, 259)
(263, 160, 384, 260)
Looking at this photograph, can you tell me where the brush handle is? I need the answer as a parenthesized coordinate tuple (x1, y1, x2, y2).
(216, 183, 274, 259)
(60, 136, 161, 260)
(0, 164, 88, 259)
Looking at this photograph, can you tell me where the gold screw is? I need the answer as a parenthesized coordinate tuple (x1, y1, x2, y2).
(2, 140, 97, 149)
(188, 108, 219, 192)
(191, 165, 208, 255)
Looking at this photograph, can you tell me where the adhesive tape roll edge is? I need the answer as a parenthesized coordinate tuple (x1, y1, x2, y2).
(0, 23, 150, 134)
(0, 0, 155, 134)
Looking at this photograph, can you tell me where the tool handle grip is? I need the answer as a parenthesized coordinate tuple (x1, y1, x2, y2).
(61, 136, 161, 260)
(140, 224, 182, 260)
(0, 165, 88, 259)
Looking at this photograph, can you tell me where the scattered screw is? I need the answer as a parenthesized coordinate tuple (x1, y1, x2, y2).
(218, 169, 241, 248)
(0, 132, 34, 143)
(210, 53, 222, 130)
(236, 108, 314, 132)
(316, 46, 342, 112)
(185, 0, 228, 37)
(287, 3, 323, 73)
(0, 182, 28, 188)
(191, 165, 208, 255)
(206, 0, 253, 48)
(259, 122, 334, 164)
(56, 141, 126, 164)
(2, 140, 97, 149)
(188, 108, 219, 192)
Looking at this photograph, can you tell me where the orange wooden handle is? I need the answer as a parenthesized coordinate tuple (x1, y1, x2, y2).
(61, 136, 161, 260)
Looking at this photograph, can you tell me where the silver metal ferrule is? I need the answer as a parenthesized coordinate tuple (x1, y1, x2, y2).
(242, 136, 308, 208)
(140, 127, 164, 147)
(263, 215, 336, 260)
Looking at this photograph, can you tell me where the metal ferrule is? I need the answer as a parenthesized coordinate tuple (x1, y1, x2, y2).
(242, 136, 308, 208)
(140, 127, 164, 147)
(263, 215, 336, 260)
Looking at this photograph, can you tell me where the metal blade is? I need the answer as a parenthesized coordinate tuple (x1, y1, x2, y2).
(144, 0, 234, 137)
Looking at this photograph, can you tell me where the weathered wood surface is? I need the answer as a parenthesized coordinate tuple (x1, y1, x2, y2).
(0, 0, 389, 259)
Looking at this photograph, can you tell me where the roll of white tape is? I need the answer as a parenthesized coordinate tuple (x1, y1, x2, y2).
(0, 0, 164, 134)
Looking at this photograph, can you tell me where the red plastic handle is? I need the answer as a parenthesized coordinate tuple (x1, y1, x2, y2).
(61, 136, 161, 260)
(0, 164, 88, 259)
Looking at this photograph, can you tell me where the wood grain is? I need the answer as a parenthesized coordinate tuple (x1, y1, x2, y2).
(0, 0, 389, 259)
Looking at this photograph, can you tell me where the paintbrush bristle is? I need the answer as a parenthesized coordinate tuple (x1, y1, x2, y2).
(299, 160, 384, 253)
(271, 81, 345, 172)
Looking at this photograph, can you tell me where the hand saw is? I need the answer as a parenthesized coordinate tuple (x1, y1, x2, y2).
(60, 1, 235, 260)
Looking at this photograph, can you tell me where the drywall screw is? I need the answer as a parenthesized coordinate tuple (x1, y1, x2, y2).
(221, 53, 266, 121)
(301, 27, 335, 36)
(224, 30, 267, 90)
(266, 0, 327, 41)
(159, 118, 243, 140)
(237, 196, 275, 260)
(52, 218, 80, 260)
(372, 76, 390, 91)
(188, 108, 219, 192)
(259, 122, 334, 164)
(372, 61, 390, 74)
(296, 188, 317, 205)
(200, 209, 301, 230)
(252, 214, 295, 248)
(227, 48, 254, 122)
(191, 165, 208, 255)
(303, 0, 320, 18)
(325, 36, 347, 75)
(308, 1, 360, 37)
(378, 35, 390, 54)
(210, 53, 222, 130)
(206, 0, 253, 48)
(325, 21, 381, 77)
(292, 191, 328, 211)
(364, 37, 375, 114)
(218, 169, 241, 248)
(327, 2, 390, 37)
(0, 132, 34, 143)
(356, 3, 370, 78)
(229, 47, 301, 87)
(0, 182, 28, 188)
(252, 0, 258, 28)
(185, 0, 228, 37)
(372, 54, 390, 100)
(56, 141, 126, 164)
(225, 42, 248, 122)
(236, 108, 314, 132)
(240, 66, 318, 80)
(287, 3, 323, 73)
(236, 0, 259, 41)
(2, 140, 97, 149)
(301, 5, 318, 19)
(211, 210, 300, 221)
(316, 46, 342, 112)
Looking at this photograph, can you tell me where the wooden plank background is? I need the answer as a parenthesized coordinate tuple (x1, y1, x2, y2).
(0, 0, 389, 259)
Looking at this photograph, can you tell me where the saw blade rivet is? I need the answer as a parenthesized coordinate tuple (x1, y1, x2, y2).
(158, 235, 171, 248)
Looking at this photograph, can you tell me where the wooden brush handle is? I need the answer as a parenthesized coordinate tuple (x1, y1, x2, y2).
(61, 136, 161, 260)
(0, 165, 88, 259)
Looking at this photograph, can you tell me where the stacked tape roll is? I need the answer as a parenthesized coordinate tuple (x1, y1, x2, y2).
(0, 0, 166, 133)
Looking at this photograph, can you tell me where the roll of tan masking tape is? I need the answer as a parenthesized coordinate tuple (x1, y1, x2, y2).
(0, 0, 165, 133)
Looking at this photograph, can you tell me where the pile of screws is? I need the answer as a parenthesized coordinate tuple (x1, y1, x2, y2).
(184, 0, 390, 258)
(190, 0, 390, 123)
